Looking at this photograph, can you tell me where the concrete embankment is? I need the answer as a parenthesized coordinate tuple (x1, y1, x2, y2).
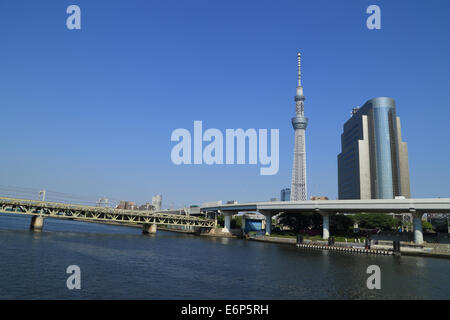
(247, 235, 450, 259)
(73, 219, 450, 258)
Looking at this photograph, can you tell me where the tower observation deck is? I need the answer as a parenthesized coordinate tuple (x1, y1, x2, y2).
(290, 52, 308, 201)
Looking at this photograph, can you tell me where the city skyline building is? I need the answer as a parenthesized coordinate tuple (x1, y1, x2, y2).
(138, 202, 154, 211)
(310, 196, 329, 200)
(116, 200, 137, 210)
(290, 52, 308, 201)
(152, 194, 162, 211)
(281, 188, 291, 201)
(338, 97, 410, 200)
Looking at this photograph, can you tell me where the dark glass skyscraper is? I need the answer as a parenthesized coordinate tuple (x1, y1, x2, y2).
(338, 97, 410, 200)
(281, 188, 291, 201)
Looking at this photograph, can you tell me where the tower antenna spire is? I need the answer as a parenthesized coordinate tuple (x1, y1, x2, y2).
(291, 51, 308, 201)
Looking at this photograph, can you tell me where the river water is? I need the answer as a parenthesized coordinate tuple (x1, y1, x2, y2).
(0, 214, 449, 299)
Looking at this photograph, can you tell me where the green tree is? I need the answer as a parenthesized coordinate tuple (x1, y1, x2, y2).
(216, 215, 243, 229)
(277, 212, 322, 232)
(231, 216, 243, 229)
(352, 213, 400, 231)
(217, 215, 224, 227)
(330, 214, 354, 235)
(422, 220, 434, 232)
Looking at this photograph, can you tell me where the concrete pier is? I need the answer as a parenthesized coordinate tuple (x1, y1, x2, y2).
(265, 213, 273, 236)
(143, 223, 157, 234)
(223, 213, 232, 234)
(30, 215, 44, 231)
(413, 212, 424, 245)
(321, 212, 330, 240)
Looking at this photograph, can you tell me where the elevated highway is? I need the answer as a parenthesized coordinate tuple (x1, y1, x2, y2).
(201, 198, 450, 244)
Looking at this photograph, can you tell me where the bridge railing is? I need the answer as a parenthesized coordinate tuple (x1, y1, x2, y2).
(0, 196, 213, 223)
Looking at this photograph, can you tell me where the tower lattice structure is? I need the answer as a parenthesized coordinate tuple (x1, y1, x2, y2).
(290, 52, 308, 201)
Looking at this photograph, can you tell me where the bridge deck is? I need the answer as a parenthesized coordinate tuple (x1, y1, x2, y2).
(201, 198, 450, 214)
(0, 197, 215, 228)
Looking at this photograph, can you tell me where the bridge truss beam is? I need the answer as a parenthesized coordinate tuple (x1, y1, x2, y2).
(0, 197, 215, 228)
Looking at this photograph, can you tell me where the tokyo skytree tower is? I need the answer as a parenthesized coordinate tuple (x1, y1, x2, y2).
(290, 52, 308, 201)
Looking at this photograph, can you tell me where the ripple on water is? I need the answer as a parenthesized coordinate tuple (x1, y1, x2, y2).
(0, 215, 449, 299)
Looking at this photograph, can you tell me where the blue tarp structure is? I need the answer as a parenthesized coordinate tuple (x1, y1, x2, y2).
(245, 219, 263, 233)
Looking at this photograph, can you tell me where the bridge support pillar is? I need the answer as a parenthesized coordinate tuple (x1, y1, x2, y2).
(413, 212, 424, 245)
(214, 212, 218, 229)
(264, 213, 273, 236)
(223, 213, 232, 234)
(143, 223, 157, 234)
(30, 215, 44, 231)
(321, 212, 330, 240)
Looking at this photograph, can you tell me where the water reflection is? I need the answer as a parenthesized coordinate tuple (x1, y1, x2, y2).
(0, 215, 449, 300)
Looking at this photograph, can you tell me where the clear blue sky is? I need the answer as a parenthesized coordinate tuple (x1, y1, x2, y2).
(1, 0, 449, 208)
